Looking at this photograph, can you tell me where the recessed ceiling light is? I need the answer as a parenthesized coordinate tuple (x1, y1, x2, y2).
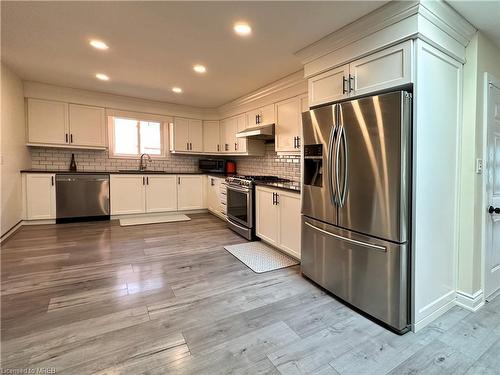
(95, 73, 110, 81)
(172, 87, 182, 93)
(233, 22, 252, 36)
(193, 64, 207, 74)
(89, 39, 109, 50)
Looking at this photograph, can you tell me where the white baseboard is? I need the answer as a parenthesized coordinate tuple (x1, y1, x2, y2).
(456, 290, 485, 311)
(0, 221, 23, 244)
(413, 295, 456, 332)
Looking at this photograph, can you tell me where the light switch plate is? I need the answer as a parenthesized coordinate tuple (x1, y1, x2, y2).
(476, 158, 483, 174)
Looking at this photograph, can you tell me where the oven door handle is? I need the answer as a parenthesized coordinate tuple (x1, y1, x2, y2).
(227, 218, 250, 231)
(227, 185, 251, 193)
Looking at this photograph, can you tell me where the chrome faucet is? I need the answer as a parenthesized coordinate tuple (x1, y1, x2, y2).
(139, 153, 152, 171)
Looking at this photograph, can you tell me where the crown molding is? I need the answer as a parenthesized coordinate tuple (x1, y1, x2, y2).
(295, 0, 475, 67)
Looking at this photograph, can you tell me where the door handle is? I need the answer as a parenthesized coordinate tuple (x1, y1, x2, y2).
(146, 177, 149, 185)
(337, 126, 348, 207)
(304, 221, 386, 252)
(178, 177, 181, 184)
(349, 74, 355, 93)
(327, 123, 338, 205)
(235, 142, 237, 151)
(275, 193, 279, 205)
(342, 76, 348, 94)
(65, 133, 68, 143)
(51, 176, 54, 186)
(293, 136, 297, 149)
(186, 142, 189, 150)
(489, 206, 500, 214)
(70, 134, 73, 143)
(272, 192, 275, 205)
(217, 144, 220, 152)
(143, 177, 145, 185)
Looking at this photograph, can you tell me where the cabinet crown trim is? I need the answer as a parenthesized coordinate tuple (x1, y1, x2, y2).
(294, 0, 475, 67)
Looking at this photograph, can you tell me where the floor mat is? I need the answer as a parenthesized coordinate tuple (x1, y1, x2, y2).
(224, 241, 299, 273)
(120, 214, 191, 226)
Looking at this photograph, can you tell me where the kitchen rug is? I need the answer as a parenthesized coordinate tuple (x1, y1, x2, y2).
(120, 214, 191, 226)
(224, 241, 299, 273)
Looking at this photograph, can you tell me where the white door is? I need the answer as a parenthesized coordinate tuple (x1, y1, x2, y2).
(110, 175, 146, 215)
(145, 175, 177, 213)
(25, 174, 56, 220)
(27, 98, 69, 145)
(308, 64, 349, 107)
(189, 119, 203, 152)
(236, 114, 247, 153)
(255, 187, 279, 245)
(221, 117, 237, 153)
(172, 117, 190, 151)
(277, 191, 301, 258)
(349, 40, 412, 96)
(203, 120, 220, 153)
(68, 104, 106, 147)
(276, 96, 300, 153)
(177, 175, 205, 210)
(485, 78, 500, 299)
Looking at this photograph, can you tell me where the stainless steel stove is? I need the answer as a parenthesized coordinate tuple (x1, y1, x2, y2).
(225, 175, 289, 240)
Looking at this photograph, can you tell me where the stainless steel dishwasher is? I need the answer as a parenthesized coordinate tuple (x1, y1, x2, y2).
(56, 174, 110, 221)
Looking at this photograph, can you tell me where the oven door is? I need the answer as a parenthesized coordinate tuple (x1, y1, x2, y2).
(227, 185, 252, 228)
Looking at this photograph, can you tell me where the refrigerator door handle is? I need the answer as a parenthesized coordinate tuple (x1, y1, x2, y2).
(327, 123, 337, 205)
(304, 221, 387, 252)
(339, 126, 348, 206)
(334, 125, 343, 206)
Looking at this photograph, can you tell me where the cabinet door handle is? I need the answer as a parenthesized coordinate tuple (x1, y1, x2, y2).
(190, 142, 193, 150)
(349, 74, 355, 93)
(211, 178, 215, 186)
(178, 177, 181, 185)
(217, 144, 220, 152)
(146, 177, 149, 185)
(65, 134, 68, 143)
(342, 76, 348, 94)
(186, 142, 189, 150)
(272, 192, 275, 205)
(235, 142, 238, 151)
(70, 134, 73, 143)
(51, 176, 54, 186)
(297, 136, 300, 148)
(293, 136, 297, 149)
(255, 114, 258, 125)
(276, 193, 279, 205)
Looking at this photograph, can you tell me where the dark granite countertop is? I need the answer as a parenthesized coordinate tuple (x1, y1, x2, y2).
(20, 169, 206, 175)
(254, 180, 301, 193)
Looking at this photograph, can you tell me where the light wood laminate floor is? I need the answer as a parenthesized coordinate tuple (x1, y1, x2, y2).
(1, 213, 499, 374)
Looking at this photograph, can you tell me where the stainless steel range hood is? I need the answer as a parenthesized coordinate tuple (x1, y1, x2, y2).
(236, 123, 274, 140)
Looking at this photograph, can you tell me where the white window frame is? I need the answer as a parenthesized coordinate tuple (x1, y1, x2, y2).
(108, 115, 168, 159)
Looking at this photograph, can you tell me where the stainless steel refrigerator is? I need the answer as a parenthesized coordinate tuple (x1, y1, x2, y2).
(301, 90, 411, 333)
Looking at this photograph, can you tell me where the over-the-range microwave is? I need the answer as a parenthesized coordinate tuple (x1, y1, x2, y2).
(198, 159, 226, 173)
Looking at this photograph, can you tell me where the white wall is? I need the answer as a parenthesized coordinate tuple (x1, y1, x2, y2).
(1, 64, 31, 237)
(458, 32, 500, 297)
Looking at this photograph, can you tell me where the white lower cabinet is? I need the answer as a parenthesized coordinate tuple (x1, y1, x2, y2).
(255, 186, 301, 259)
(145, 175, 177, 213)
(206, 176, 226, 219)
(177, 175, 205, 210)
(24, 173, 56, 220)
(110, 175, 146, 215)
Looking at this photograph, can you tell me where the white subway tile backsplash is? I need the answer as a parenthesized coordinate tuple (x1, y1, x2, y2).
(29, 142, 301, 182)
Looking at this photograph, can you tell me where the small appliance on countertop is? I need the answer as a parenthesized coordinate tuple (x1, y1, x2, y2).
(198, 158, 227, 174)
(225, 175, 289, 240)
(225, 161, 236, 174)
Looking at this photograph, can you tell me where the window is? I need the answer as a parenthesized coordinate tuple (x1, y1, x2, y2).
(111, 117, 165, 157)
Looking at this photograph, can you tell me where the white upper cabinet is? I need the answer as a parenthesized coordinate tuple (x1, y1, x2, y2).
(246, 104, 276, 127)
(349, 40, 412, 96)
(220, 117, 238, 153)
(276, 96, 301, 153)
(145, 175, 177, 213)
(308, 40, 413, 107)
(68, 104, 106, 147)
(177, 175, 205, 210)
(203, 120, 221, 153)
(170, 117, 203, 153)
(308, 64, 349, 107)
(235, 114, 247, 153)
(24, 173, 56, 220)
(27, 98, 106, 149)
(27, 99, 69, 146)
(189, 119, 203, 152)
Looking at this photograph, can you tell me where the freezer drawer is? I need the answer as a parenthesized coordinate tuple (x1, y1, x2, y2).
(301, 216, 409, 332)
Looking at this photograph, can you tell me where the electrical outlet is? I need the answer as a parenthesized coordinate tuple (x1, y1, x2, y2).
(476, 158, 483, 174)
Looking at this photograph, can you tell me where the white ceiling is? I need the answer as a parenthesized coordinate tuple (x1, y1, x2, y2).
(448, 0, 500, 49)
(1, 1, 387, 108)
